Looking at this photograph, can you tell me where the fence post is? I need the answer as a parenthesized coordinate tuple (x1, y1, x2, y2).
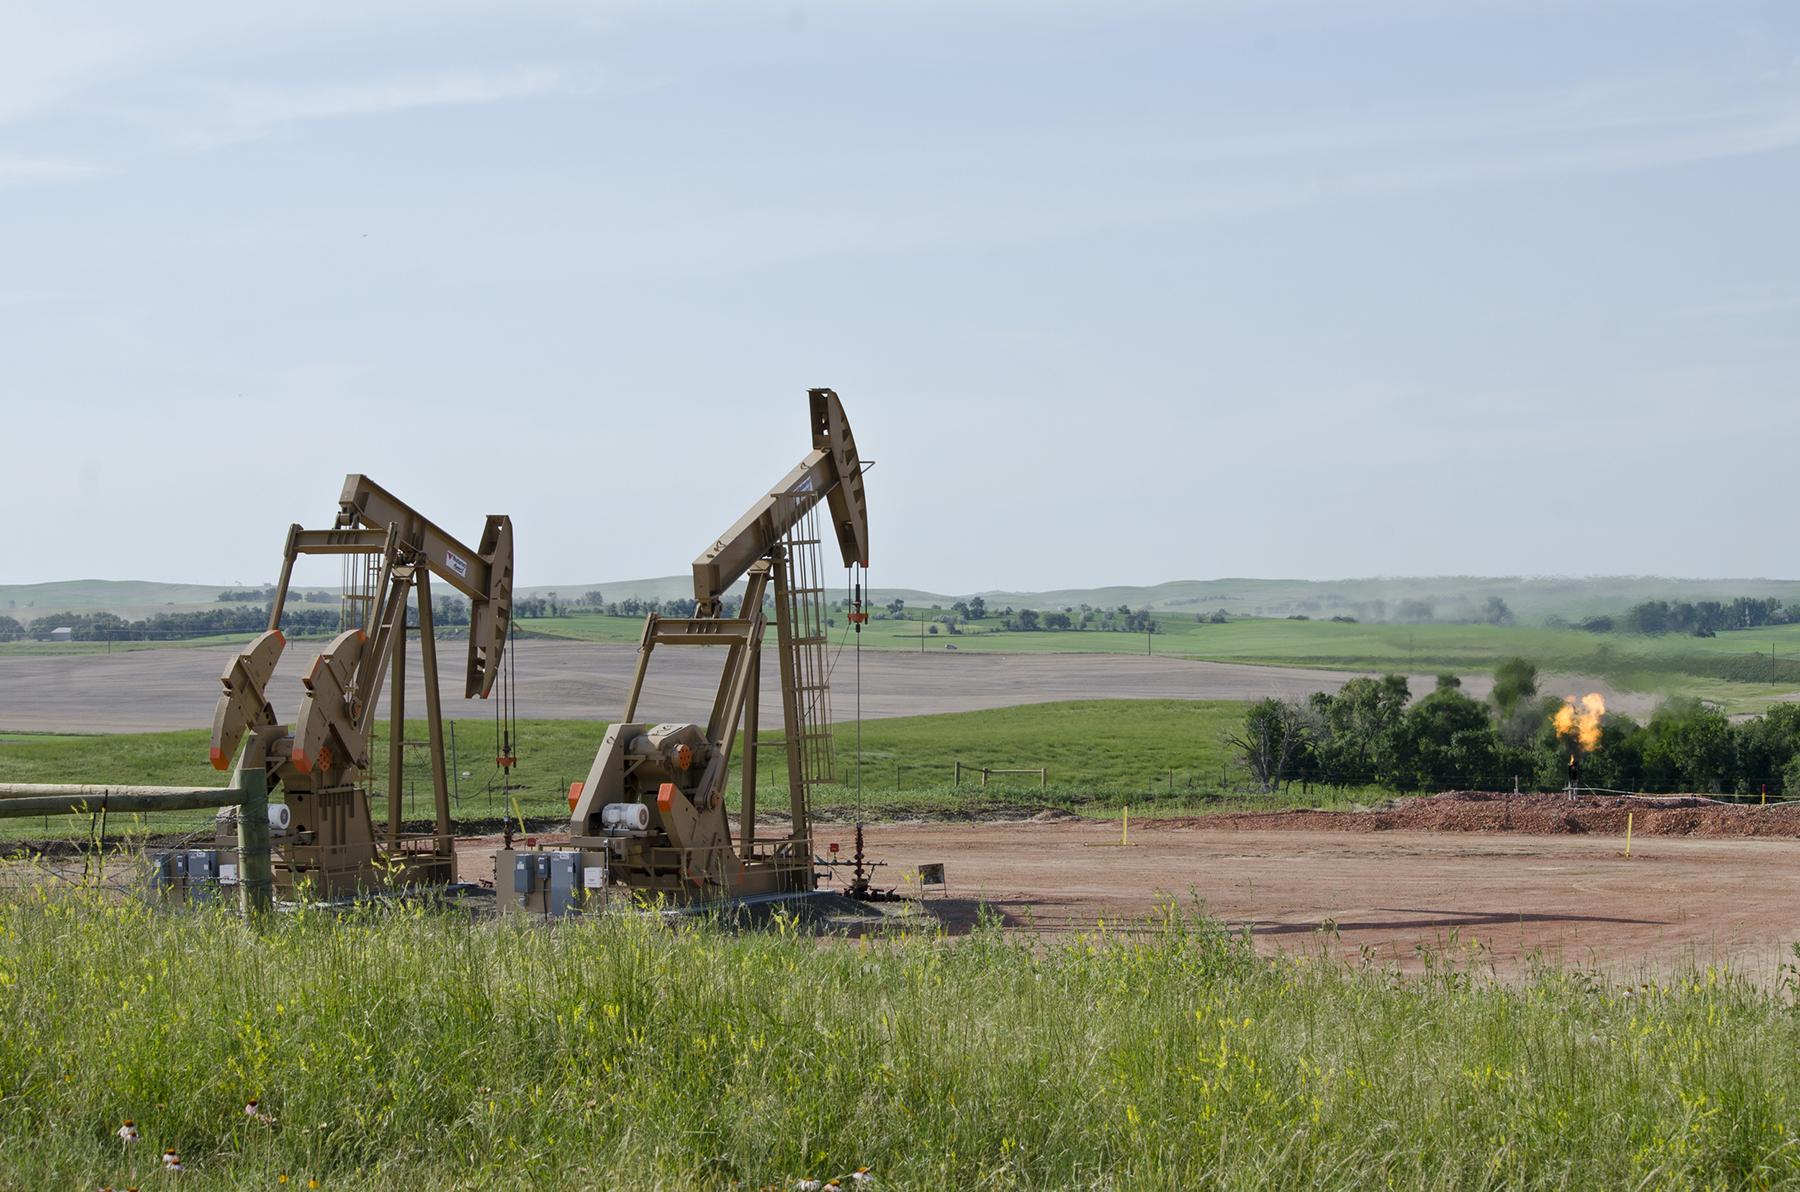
(236, 765, 273, 915)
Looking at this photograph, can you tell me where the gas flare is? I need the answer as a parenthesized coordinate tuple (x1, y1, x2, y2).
(1552, 693, 1606, 752)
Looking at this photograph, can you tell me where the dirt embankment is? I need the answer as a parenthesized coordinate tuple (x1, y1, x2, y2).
(1181, 791, 1800, 839)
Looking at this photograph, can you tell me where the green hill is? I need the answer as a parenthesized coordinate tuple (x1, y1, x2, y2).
(0, 580, 245, 623)
(956, 576, 1800, 623)
(527, 575, 1800, 625)
(15, 575, 1800, 629)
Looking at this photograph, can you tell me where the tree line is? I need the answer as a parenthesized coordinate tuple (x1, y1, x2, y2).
(0, 597, 475, 642)
(848, 596, 1160, 636)
(2, 591, 748, 640)
(1231, 659, 1800, 796)
(218, 587, 337, 604)
(998, 604, 1159, 634)
(1558, 597, 1800, 636)
(514, 591, 714, 618)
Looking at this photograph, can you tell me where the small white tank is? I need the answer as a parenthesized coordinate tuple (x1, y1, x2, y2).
(600, 802, 650, 832)
(267, 803, 292, 832)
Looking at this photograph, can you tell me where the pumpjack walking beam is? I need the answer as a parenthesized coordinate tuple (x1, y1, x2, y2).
(691, 394, 870, 615)
(567, 388, 869, 899)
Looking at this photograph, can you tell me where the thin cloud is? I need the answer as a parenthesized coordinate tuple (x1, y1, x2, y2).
(1289, 99, 1800, 203)
(0, 1, 602, 125)
(550, 88, 1800, 285)
(0, 153, 99, 188)
(1677, 293, 1800, 320)
(168, 65, 579, 149)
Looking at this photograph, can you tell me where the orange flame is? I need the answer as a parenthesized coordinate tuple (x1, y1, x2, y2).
(1552, 693, 1606, 752)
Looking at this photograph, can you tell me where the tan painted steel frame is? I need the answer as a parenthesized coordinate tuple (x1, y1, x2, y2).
(209, 476, 513, 895)
(567, 388, 867, 900)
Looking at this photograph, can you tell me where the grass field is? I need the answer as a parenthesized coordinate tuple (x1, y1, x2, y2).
(524, 608, 1800, 670)
(0, 632, 264, 657)
(2, 891, 1797, 1188)
(0, 701, 1262, 843)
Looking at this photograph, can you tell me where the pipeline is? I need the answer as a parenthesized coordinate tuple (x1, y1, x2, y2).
(0, 784, 244, 815)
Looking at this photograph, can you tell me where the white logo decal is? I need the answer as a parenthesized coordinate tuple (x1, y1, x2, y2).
(445, 550, 469, 577)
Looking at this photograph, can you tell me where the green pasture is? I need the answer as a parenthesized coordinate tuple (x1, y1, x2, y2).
(0, 701, 1287, 843)
(0, 632, 262, 657)
(522, 608, 1800, 670)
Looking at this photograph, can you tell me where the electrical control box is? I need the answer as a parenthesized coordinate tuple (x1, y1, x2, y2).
(149, 849, 230, 905)
(494, 848, 603, 917)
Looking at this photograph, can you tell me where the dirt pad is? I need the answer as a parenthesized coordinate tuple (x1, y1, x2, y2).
(814, 812, 1800, 980)
(1192, 791, 1800, 839)
(459, 795, 1800, 978)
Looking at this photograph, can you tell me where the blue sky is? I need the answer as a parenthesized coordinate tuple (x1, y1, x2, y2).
(2, 1, 1797, 592)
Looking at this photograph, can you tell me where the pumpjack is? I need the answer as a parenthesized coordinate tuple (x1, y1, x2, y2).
(508, 388, 867, 908)
(207, 475, 513, 896)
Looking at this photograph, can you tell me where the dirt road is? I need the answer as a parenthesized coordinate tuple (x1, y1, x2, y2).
(0, 638, 1653, 733)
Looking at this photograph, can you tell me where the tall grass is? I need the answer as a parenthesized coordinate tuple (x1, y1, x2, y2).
(1, 890, 1798, 1188)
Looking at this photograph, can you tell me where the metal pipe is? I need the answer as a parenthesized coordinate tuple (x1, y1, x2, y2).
(415, 569, 454, 858)
(267, 523, 300, 629)
(0, 795, 241, 816)
(0, 784, 243, 815)
(0, 783, 239, 799)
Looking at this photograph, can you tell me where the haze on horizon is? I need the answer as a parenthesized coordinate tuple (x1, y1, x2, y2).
(2, 1, 1797, 594)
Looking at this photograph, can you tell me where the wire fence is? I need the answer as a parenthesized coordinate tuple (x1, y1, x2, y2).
(811, 759, 1800, 805)
(0, 816, 220, 895)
